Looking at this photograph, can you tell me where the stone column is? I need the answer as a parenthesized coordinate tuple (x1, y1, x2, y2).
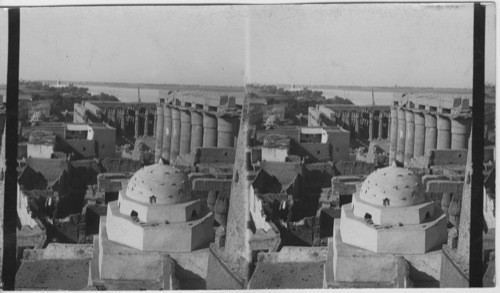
(424, 113, 437, 155)
(217, 116, 234, 147)
(190, 111, 204, 152)
(203, 113, 218, 147)
(354, 112, 360, 138)
(144, 110, 150, 137)
(413, 112, 425, 158)
(179, 110, 192, 155)
(404, 110, 415, 165)
(120, 111, 125, 135)
(378, 112, 384, 140)
(162, 106, 172, 161)
(451, 118, 471, 149)
(134, 109, 140, 138)
(389, 107, 398, 164)
(368, 112, 374, 141)
(170, 107, 181, 161)
(396, 108, 406, 163)
(437, 115, 451, 149)
(153, 110, 157, 137)
(154, 104, 164, 163)
(441, 192, 452, 220)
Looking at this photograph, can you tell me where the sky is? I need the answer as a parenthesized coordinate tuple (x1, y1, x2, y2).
(0, 3, 496, 88)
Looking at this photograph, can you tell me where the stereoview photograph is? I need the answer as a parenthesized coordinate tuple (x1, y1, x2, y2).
(0, 2, 496, 290)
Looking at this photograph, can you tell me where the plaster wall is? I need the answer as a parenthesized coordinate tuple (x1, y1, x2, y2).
(341, 204, 447, 254)
(262, 147, 288, 162)
(17, 188, 39, 228)
(90, 126, 116, 158)
(483, 189, 495, 230)
(334, 221, 397, 283)
(27, 143, 55, 159)
(65, 139, 96, 158)
(249, 188, 273, 232)
(107, 201, 214, 252)
(298, 143, 330, 162)
(351, 192, 435, 226)
(118, 191, 201, 223)
(327, 131, 350, 161)
(97, 218, 162, 280)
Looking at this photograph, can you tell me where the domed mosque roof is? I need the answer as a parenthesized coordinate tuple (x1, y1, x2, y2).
(126, 160, 191, 205)
(359, 163, 426, 208)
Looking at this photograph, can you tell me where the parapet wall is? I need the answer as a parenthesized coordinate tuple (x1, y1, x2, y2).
(195, 147, 235, 164)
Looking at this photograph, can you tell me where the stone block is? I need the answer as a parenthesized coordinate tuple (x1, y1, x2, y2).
(192, 178, 232, 191)
(428, 149, 467, 166)
(426, 180, 463, 194)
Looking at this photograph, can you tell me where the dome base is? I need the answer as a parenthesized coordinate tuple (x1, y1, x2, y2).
(106, 201, 214, 253)
(340, 204, 447, 255)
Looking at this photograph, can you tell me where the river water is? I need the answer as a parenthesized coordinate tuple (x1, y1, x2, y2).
(78, 84, 395, 106)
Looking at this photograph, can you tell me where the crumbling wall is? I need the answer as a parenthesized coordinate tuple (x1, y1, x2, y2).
(195, 147, 235, 164)
(333, 161, 376, 176)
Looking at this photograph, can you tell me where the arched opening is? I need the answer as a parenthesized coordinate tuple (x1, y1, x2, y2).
(191, 210, 197, 219)
(425, 211, 431, 220)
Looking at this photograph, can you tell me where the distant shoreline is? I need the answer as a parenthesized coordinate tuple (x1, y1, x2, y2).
(0, 81, 473, 95)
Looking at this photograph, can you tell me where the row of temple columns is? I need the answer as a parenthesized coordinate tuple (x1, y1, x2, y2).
(101, 107, 156, 138)
(389, 106, 471, 165)
(334, 110, 390, 141)
(154, 103, 239, 162)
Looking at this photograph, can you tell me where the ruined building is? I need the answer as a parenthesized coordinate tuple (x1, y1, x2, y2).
(389, 93, 472, 166)
(308, 104, 391, 142)
(22, 122, 116, 159)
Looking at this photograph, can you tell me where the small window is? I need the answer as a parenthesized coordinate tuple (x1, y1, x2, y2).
(364, 213, 372, 220)
(425, 212, 431, 220)
(130, 210, 139, 221)
(191, 210, 197, 219)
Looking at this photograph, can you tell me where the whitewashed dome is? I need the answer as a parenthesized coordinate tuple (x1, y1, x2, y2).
(126, 161, 191, 205)
(359, 164, 425, 207)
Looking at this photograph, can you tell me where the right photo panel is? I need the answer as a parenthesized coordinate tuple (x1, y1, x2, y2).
(234, 2, 496, 289)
